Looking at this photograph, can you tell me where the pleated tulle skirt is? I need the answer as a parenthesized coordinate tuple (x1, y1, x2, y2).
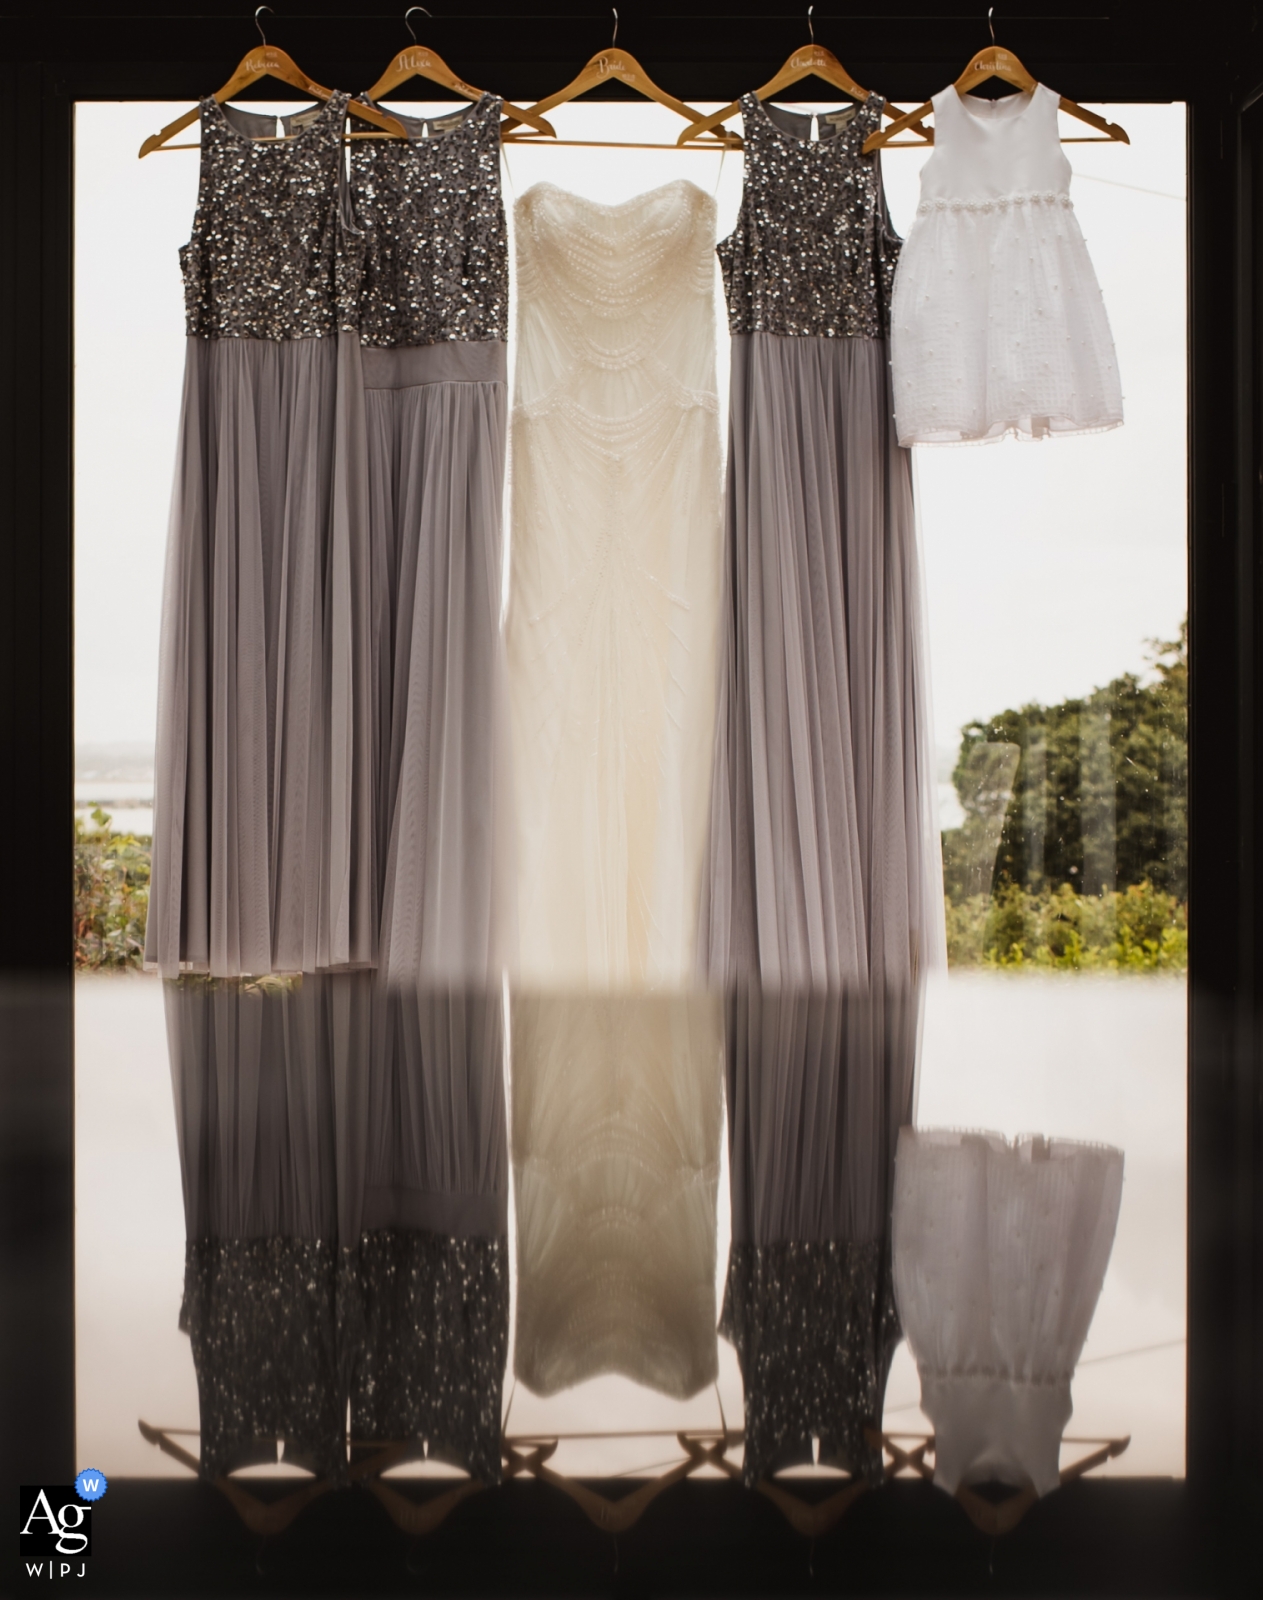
(147, 333, 376, 978)
(699, 333, 944, 991)
(363, 343, 515, 986)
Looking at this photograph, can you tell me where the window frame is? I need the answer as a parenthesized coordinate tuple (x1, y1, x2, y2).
(1, 4, 1260, 1587)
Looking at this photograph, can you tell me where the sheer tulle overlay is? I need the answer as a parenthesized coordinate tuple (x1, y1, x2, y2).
(700, 334, 944, 990)
(148, 335, 377, 977)
(893, 1128, 1124, 1495)
(365, 345, 516, 985)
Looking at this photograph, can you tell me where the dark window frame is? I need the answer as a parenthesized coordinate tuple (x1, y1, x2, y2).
(2, 3, 1260, 1590)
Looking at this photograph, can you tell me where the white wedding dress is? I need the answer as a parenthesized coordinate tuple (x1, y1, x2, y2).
(506, 180, 724, 1398)
(507, 180, 722, 988)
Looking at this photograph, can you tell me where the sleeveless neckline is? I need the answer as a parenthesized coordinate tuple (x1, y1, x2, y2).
(359, 91, 495, 144)
(204, 93, 342, 149)
(717, 87, 900, 340)
(950, 85, 1039, 127)
(744, 91, 883, 150)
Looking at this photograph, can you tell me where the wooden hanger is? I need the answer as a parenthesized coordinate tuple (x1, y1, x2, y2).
(367, 8, 556, 139)
(677, 8, 931, 148)
(139, 8, 405, 158)
(500, 9, 741, 150)
(863, 10, 1128, 154)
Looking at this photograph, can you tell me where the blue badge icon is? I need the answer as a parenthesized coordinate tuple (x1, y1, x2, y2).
(74, 1469, 107, 1503)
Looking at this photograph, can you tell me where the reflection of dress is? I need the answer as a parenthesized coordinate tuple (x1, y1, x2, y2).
(721, 984, 919, 1484)
(148, 97, 374, 977)
(510, 993, 722, 1398)
(167, 974, 347, 1480)
(507, 181, 721, 987)
(505, 181, 724, 1397)
(168, 973, 511, 1485)
(893, 1128, 1124, 1495)
(341, 985, 510, 1483)
(351, 96, 515, 984)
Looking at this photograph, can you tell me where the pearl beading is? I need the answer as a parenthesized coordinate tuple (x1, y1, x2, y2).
(916, 189, 1074, 216)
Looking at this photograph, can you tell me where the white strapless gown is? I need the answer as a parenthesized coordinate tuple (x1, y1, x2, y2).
(506, 181, 724, 1398)
(507, 180, 722, 988)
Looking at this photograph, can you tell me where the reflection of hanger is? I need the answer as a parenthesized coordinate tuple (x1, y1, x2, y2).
(864, 8, 1128, 154)
(140, 1419, 487, 1539)
(682, 1434, 868, 1538)
(679, 8, 930, 149)
(138, 7, 405, 158)
(138, 1421, 333, 1535)
(361, 1450, 486, 1536)
(367, 7, 556, 139)
(503, 1433, 729, 1532)
(501, 9, 741, 151)
(871, 1428, 1132, 1536)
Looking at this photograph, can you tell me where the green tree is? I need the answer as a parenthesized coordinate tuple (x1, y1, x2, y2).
(947, 623, 1186, 900)
(942, 625, 1187, 971)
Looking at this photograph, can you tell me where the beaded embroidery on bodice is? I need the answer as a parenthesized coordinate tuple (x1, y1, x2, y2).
(351, 94, 508, 348)
(181, 93, 360, 342)
(513, 180, 718, 437)
(718, 93, 901, 340)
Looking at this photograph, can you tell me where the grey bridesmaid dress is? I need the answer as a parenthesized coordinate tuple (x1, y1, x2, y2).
(350, 95, 515, 985)
(147, 95, 376, 977)
(702, 94, 942, 991)
(703, 96, 944, 1485)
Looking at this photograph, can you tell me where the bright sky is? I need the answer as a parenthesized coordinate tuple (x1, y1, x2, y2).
(74, 100, 1186, 762)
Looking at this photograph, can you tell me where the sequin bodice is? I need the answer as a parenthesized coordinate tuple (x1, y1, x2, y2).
(351, 94, 508, 347)
(181, 94, 359, 342)
(719, 94, 901, 340)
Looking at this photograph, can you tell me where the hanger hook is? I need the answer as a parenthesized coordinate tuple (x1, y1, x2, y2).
(988, 6, 996, 45)
(254, 5, 272, 47)
(808, 5, 815, 44)
(611, 8, 618, 48)
(405, 6, 430, 44)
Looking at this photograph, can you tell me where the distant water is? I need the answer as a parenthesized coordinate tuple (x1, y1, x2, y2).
(76, 742, 153, 836)
(71, 743, 966, 840)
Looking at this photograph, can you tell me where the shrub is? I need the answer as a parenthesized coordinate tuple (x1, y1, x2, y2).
(74, 809, 151, 969)
(945, 880, 1187, 973)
